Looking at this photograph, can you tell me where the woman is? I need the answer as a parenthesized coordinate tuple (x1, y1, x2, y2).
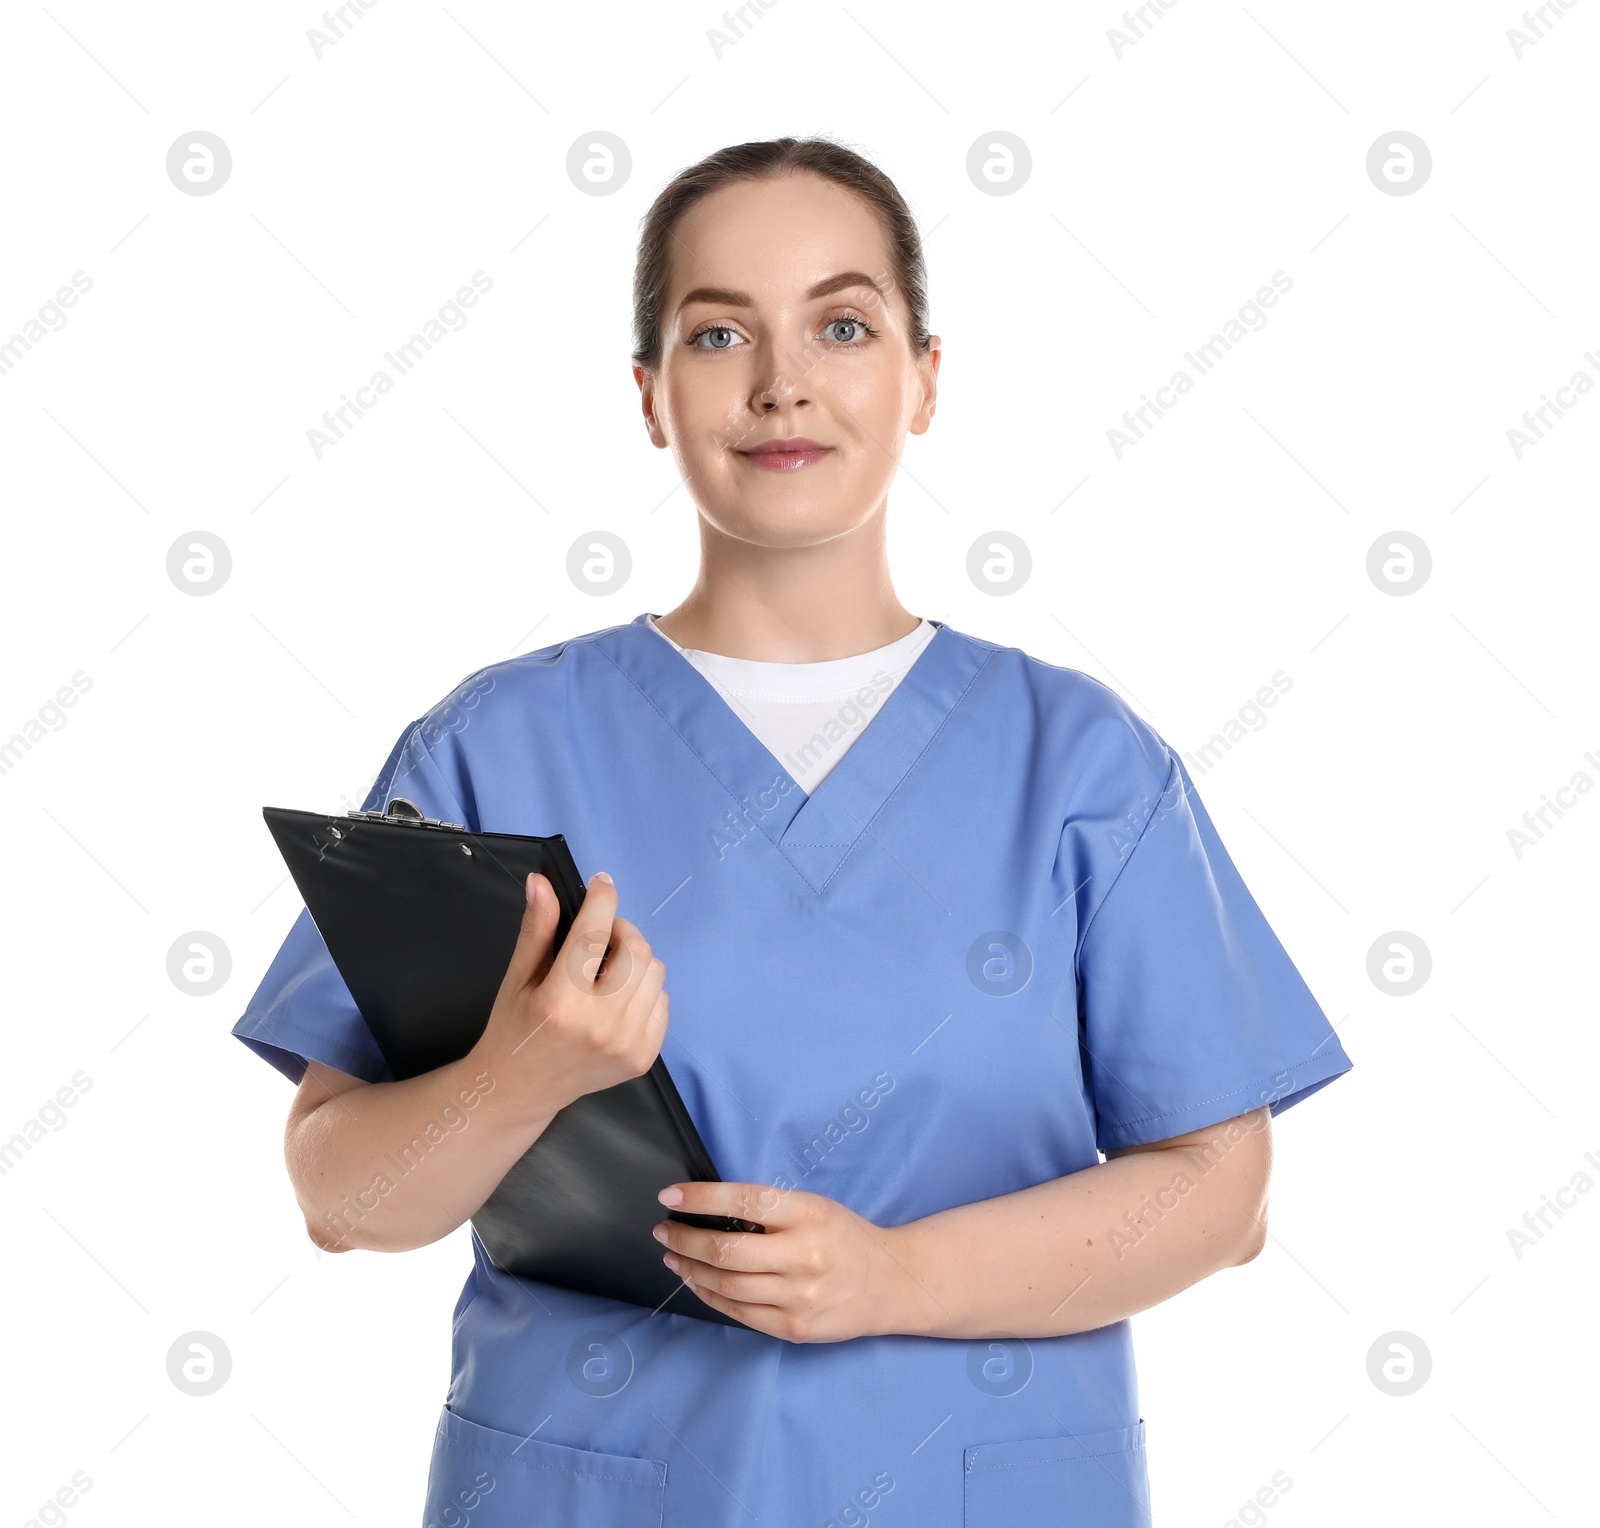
(235, 137, 1352, 1526)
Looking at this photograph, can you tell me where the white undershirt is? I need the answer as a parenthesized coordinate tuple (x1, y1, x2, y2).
(647, 615, 938, 793)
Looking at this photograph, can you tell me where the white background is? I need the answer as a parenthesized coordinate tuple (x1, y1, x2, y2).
(1, 2, 1595, 1524)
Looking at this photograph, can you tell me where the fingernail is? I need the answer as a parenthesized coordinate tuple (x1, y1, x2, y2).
(662, 1252, 679, 1272)
(651, 1224, 668, 1244)
(591, 871, 613, 886)
(657, 1185, 683, 1206)
(525, 872, 537, 904)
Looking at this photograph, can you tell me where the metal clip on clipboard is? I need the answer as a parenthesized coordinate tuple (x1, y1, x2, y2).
(341, 796, 467, 833)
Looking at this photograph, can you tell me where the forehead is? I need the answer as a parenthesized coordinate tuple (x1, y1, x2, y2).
(665, 172, 895, 302)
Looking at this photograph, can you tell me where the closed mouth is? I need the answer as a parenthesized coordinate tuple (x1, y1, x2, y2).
(735, 438, 833, 471)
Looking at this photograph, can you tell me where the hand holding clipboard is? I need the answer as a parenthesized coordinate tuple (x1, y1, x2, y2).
(264, 798, 758, 1326)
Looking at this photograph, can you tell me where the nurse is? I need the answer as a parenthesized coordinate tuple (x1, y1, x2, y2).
(235, 137, 1352, 1526)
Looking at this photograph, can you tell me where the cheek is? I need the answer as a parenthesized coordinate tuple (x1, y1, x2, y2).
(660, 358, 756, 440)
(826, 359, 917, 471)
(832, 345, 918, 426)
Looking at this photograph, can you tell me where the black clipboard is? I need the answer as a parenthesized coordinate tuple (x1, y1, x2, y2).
(262, 797, 754, 1326)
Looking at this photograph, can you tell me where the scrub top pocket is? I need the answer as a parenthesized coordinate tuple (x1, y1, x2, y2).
(963, 1422, 1151, 1527)
(423, 1405, 666, 1528)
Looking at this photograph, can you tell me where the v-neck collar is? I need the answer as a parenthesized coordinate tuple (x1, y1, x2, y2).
(594, 613, 994, 893)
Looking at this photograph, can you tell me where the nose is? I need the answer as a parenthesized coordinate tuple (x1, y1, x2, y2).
(746, 356, 808, 417)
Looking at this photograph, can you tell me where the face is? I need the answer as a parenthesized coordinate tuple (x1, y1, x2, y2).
(635, 172, 940, 549)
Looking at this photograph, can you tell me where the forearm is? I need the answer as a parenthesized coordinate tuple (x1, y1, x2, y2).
(281, 870, 671, 1255)
(886, 1112, 1271, 1339)
(285, 1054, 555, 1254)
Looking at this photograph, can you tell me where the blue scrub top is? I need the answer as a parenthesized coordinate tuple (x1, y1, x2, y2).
(234, 613, 1351, 1528)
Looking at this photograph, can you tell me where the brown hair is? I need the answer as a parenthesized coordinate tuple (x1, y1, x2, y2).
(631, 136, 931, 370)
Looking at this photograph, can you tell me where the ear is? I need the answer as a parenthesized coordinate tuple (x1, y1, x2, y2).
(906, 335, 942, 437)
(634, 363, 668, 449)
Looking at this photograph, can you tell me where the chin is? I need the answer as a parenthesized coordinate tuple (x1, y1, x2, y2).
(704, 494, 873, 549)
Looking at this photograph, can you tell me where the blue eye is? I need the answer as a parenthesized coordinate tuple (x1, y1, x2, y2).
(826, 319, 866, 343)
(690, 325, 744, 350)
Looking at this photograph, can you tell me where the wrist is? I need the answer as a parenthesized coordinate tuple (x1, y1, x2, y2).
(877, 1219, 941, 1339)
(453, 1042, 561, 1139)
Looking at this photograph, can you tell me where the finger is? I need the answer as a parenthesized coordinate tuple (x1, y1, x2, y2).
(609, 961, 667, 1076)
(580, 913, 648, 1000)
(601, 918, 655, 1000)
(654, 1218, 782, 1273)
(658, 1180, 806, 1229)
(666, 1270, 785, 1334)
(664, 1250, 788, 1306)
(499, 872, 561, 994)
(642, 989, 670, 1052)
(558, 873, 618, 991)
(628, 956, 666, 1025)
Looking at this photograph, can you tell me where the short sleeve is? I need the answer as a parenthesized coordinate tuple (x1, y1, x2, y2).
(231, 721, 474, 1086)
(1076, 751, 1352, 1152)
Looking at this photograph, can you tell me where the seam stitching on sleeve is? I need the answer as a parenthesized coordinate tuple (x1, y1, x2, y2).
(1074, 745, 1181, 963)
(392, 723, 474, 829)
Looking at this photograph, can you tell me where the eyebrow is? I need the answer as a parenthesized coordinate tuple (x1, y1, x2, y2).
(673, 270, 886, 318)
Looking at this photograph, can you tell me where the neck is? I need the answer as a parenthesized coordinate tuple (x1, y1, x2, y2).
(656, 510, 919, 661)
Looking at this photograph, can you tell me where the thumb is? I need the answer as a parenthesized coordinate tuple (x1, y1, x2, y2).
(501, 871, 561, 993)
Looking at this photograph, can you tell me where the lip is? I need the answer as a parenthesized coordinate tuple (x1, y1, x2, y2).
(735, 437, 833, 472)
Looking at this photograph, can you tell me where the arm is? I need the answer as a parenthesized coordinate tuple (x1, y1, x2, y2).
(653, 1108, 1271, 1342)
(283, 871, 670, 1253)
